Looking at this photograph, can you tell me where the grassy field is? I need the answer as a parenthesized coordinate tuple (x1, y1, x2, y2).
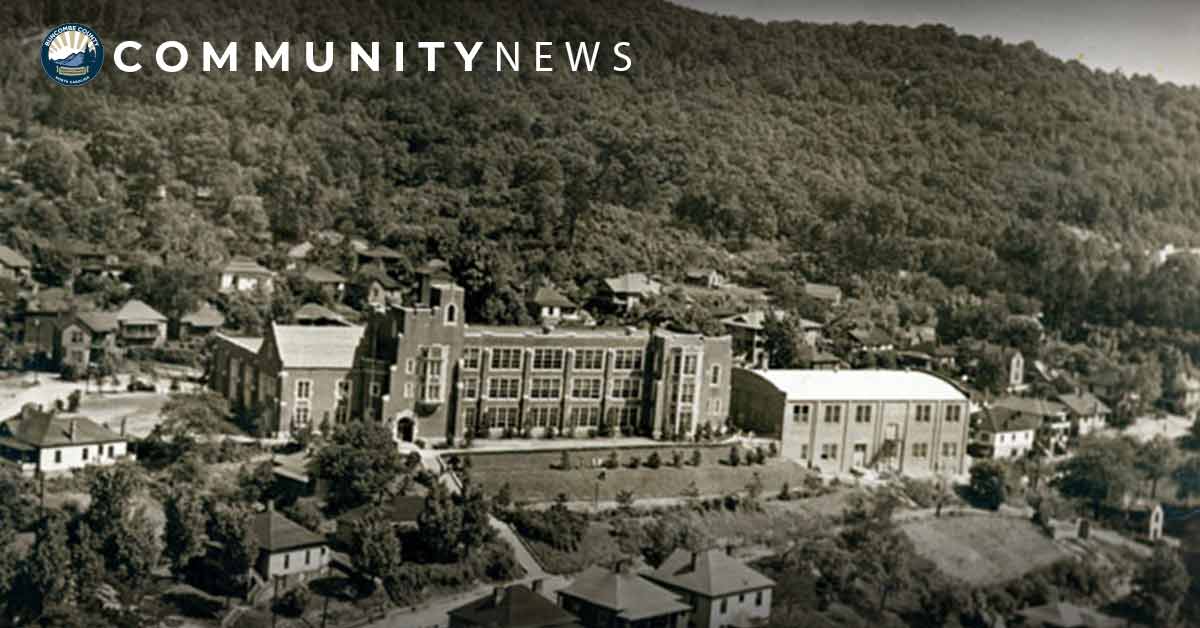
(900, 514, 1069, 586)
(79, 392, 169, 438)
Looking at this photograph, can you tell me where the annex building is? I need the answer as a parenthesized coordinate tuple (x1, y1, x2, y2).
(730, 369, 970, 476)
(210, 265, 732, 445)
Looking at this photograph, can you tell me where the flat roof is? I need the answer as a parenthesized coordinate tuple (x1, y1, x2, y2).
(745, 369, 968, 402)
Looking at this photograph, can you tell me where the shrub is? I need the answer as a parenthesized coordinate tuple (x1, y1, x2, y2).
(646, 452, 661, 469)
(559, 450, 572, 471)
(691, 450, 703, 467)
(274, 587, 309, 617)
(768, 442, 779, 458)
(616, 489, 636, 513)
(754, 446, 766, 464)
(628, 455, 641, 469)
(503, 505, 587, 552)
(587, 428, 598, 438)
(778, 482, 791, 501)
(604, 451, 620, 470)
(728, 446, 741, 467)
(545, 426, 557, 440)
(671, 450, 683, 468)
(969, 460, 1008, 511)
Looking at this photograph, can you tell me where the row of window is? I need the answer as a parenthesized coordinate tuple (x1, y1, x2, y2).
(791, 403, 964, 424)
(461, 347, 647, 372)
(797, 442, 959, 460)
(52, 444, 119, 464)
(717, 590, 766, 614)
(466, 405, 642, 429)
(463, 377, 644, 401)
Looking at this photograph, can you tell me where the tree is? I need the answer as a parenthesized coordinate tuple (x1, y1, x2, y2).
(348, 507, 402, 591)
(311, 421, 408, 514)
(616, 489, 636, 514)
(1136, 436, 1177, 499)
(640, 514, 713, 567)
(8, 513, 76, 620)
(416, 482, 463, 563)
(237, 460, 276, 504)
(207, 505, 259, 596)
(157, 391, 231, 446)
(1174, 455, 1200, 501)
(1054, 436, 1138, 518)
(968, 460, 1008, 510)
(1131, 546, 1190, 626)
(163, 491, 207, 577)
(1184, 416, 1200, 451)
(0, 466, 37, 532)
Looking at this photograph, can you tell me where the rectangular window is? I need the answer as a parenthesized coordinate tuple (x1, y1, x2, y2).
(820, 443, 838, 460)
(296, 380, 313, 400)
(855, 405, 872, 423)
(529, 378, 562, 400)
(335, 380, 352, 423)
(792, 405, 810, 423)
(945, 406, 962, 422)
(569, 406, 601, 427)
(107, 446, 115, 458)
(405, 358, 416, 375)
(490, 348, 523, 370)
(54, 450, 62, 464)
(531, 348, 565, 371)
(720, 598, 728, 613)
(824, 406, 841, 423)
(70, 330, 84, 344)
(403, 383, 414, 398)
(678, 381, 696, 404)
(463, 406, 478, 429)
(462, 347, 482, 370)
(571, 378, 603, 400)
(912, 443, 929, 458)
(612, 349, 643, 371)
(462, 378, 479, 400)
(485, 406, 520, 429)
(915, 405, 933, 422)
(799, 444, 809, 459)
(488, 378, 522, 400)
(369, 382, 382, 398)
(82, 447, 89, 461)
(284, 554, 290, 569)
(421, 345, 445, 402)
(942, 442, 958, 457)
(527, 406, 560, 428)
(756, 591, 763, 606)
(710, 364, 722, 385)
(294, 403, 311, 428)
(609, 378, 641, 400)
(305, 550, 311, 565)
(574, 349, 605, 371)
(606, 405, 639, 427)
(709, 398, 722, 414)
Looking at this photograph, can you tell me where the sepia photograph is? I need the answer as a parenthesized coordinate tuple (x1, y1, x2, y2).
(0, 1, 1197, 626)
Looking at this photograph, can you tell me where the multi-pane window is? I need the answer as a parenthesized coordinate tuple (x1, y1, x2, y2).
(462, 377, 479, 399)
(820, 444, 838, 460)
(335, 380, 351, 423)
(488, 378, 522, 400)
(942, 443, 958, 457)
(673, 353, 699, 375)
(710, 364, 721, 385)
(709, 398, 722, 414)
(570, 406, 602, 427)
(855, 405, 872, 423)
(824, 406, 842, 423)
(463, 406, 478, 429)
(912, 443, 929, 457)
(574, 349, 605, 371)
(70, 330, 85, 344)
(945, 406, 962, 422)
(485, 406, 520, 429)
(529, 378, 562, 400)
(915, 405, 933, 422)
(612, 349, 643, 370)
(531, 348, 565, 371)
(421, 345, 445, 402)
(403, 383, 414, 398)
(607, 406, 639, 426)
(610, 378, 641, 400)
(571, 378, 603, 400)
(799, 444, 809, 459)
(679, 381, 696, 404)
(527, 406, 560, 428)
(462, 347, 482, 370)
(792, 405, 810, 423)
(491, 348, 523, 370)
(293, 404, 311, 429)
(405, 358, 416, 375)
(295, 380, 313, 400)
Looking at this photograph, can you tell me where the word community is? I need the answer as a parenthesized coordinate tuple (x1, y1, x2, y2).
(112, 40, 633, 74)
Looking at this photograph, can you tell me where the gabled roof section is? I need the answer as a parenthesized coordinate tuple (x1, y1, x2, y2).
(251, 507, 325, 553)
(0, 407, 124, 448)
(978, 406, 1041, 434)
(1056, 392, 1111, 417)
(1015, 602, 1124, 628)
(558, 566, 690, 621)
(803, 282, 842, 301)
(448, 585, 580, 628)
(182, 302, 226, 328)
(361, 245, 404, 260)
(530, 286, 576, 309)
(302, 266, 347, 284)
(648, 549, 774, 597)
(221, 256, 274, 276)
(287, 242, 313, 259)
(74, 311, 119, 334)
(293, 303, 351, 326)
(214, 332, 264, 354)
(116, 299, 167, 323)
(0, 245, 31, 269)
(992, 396, 1067, 418)
(604, 273, 662, 297)
(270, 324, 364, 369)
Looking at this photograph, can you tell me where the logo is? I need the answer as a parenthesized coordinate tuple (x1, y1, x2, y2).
(40, 24, 104, 86)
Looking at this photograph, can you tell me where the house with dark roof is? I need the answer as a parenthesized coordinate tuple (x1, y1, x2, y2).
(558, 564, 691, 628)
(683, 268, 724, 290)
(1055, 391, 1111, 437)
(57, 311, 119, 373)
(0, 405, 130, 475)
(357, 245, 405, 269)
(600, 272, 662, 312)
(302, 266, 348, 300)
(0, 245, 32, 282)
(250, 503, 330, 585)
(449, 583, 580, 628)
(219, 256, 276, 294)
(528, 285, 584, 325)
(293, 303, 351, 327)
(20, 287, 94, 360)
(334, 494, 428, 548)
(721, 310, 822, 369)
(115, 299, 168, 347)
(974, 406, 1041, 459)
(802, 282, 842, 305)
(644, 549, 774, 628)
(355, 267, 404, 308)
(178, 302, 226, 342)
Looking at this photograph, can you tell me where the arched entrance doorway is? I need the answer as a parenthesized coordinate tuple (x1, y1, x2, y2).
(396, 417, 416, 443)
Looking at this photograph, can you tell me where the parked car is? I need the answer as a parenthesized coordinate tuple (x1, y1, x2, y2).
(127, 378, 156, 392)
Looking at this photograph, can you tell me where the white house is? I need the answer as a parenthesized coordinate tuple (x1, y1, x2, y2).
(250, 503, 330, 587)
(645, 548, 775, 628)
(219, 256, 276, 294)
(975, 406, 1039, 459)
(0, 405, 131, 475)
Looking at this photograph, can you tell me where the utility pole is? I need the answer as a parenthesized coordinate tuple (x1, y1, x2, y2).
(272, 576, 279, 628)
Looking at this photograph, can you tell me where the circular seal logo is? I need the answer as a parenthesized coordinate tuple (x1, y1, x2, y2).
(40, 24, 104, 87)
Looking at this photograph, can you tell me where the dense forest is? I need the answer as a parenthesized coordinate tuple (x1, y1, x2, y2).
(4, 0, 1200, 337)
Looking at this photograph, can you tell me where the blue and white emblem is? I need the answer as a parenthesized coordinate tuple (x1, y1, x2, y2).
(41, 24, 104, 87)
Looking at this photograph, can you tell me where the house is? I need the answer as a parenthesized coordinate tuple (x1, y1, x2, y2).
(558, 564, 691, 628)
(847, 327, 894, 353)
(20, 287, 88, 359)
(1055, 391, 1111, 436)
(285, 242, 313, 269)
(601, 273, 662, 312)
(991, 397, 1069, 441)
(731, 369, 970, 476)
(899, 325, 937, 347)
(449, 583, 580, 628)
(178, 302, 226, 342)
(1080, 369, 1122, 403)
(1012, 601, 1124, 627)
(302, 266, 348, 300)
(528, 285, 585, 325)
(219, 256, 276, 294)
(644, 549, 774, 628)
(293, 303, 351, 327)
(115, 299, 168, 347)
(57, 311, 119, 373)
(0, 245, 32, 282)
(249, 502, 330, 586)
(683, 268, 724, 290)
(721, 310, 822, 369)
(51, 240, 123, 278)
(802, 282, 842, 305)
(334, 495, 427, 548)
(357, 245, 405, 269)
(805, 349, 845, 370)
(974, 407, 1040, 459)
(357, 269, 405, 308)
(0, 405, 131, 475)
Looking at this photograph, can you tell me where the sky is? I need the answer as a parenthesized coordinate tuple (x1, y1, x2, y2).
(671, 0, 1200, 86)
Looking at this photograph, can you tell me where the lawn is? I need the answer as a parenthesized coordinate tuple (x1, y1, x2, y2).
(461, 445, 812, 503)
(78, 392, 169, 438)
(900, 514, 1069, 586)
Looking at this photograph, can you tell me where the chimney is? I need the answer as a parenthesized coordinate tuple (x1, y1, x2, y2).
(492, 586, 506, 606)
(531, 578, 544, 594)
(69, 419, 77, 442)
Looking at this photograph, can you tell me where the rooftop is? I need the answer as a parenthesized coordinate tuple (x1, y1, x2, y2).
(992, 396, 1068, 418)
(448, 585, 580, 628)
(0, 245, 31, 269)
(0, 407, 124, 449)
(647, 549, 774, 598)
(302, 266, 348, 284)
(530, 286, 576, 309)
(721, 310, 821, 331)
(604, 273, 662, 296)
(221, 256, 275, 276)
(978, 406, 1042, 434)
(803, 282, 842, 301)
(75, 311, 119, 334)
(181, 302, 226, 328)
(271, 324, 364, 369)
(116, 299, 167, 323)
(251, 507, 326, 553)
(466, 325, 649, 340)
(293, 303, 351, 326)
(214, 333, 264, 355)
(558, 565, 690, 621)
(745, 369, 968, 402)
(1015, 602, 1124, 628)
(1056, 392, 1111, 417)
